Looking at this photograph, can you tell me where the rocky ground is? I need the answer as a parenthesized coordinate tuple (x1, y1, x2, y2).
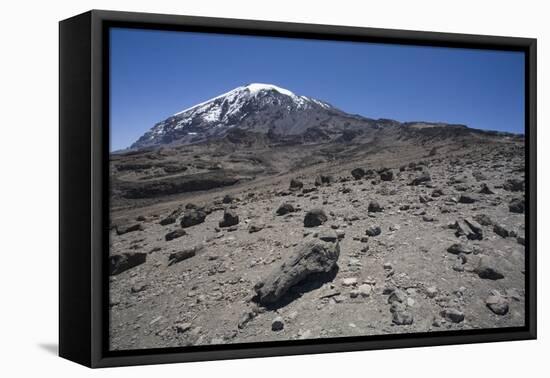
(108, 137, 526, 351)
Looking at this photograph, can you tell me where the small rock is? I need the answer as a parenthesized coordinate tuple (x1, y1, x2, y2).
(365, 225, 382, 237)
(181, 209, 207, 228)
(175, 322, 192, 333)
(289, 178, 304, 191)
(509, 198, 525, 213)
(276, 203, 295, 216)
(358, 284, 372, 297)
(368, 200, 383, 213)
(248, 223, 265, 233)
(493, 224, 510, 238)
(392, 311, 414, 325)
(219, 209, 239, 228)
(271, 316, 285, 331)
(342, 277, 358, 287)
(441, 308, 465, 323)
(486, 292, 509, 315)
(165, 228, 187, 241)
(475, 255, 505, 280)
(426, 286, 438, 298)
(115, 223, 144, 235)
(447, 243, 473, 255)
(304, 208, 328, 227)
(458, 194, 478, 204)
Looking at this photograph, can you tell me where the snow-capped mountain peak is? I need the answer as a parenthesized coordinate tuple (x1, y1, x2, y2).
(131, 83, 340, 149)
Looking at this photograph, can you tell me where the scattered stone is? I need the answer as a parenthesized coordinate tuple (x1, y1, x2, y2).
(181, 209, 207, 228)
(380, 169, 394, 181)
(454, 219, 482, 240)
(503, 179, 524, 192)
(289, 178, 304, 191)
(479, 183, 495, 195)
(441, 308, 465, 323)
(486, 291, 509, 315)
(165, 228, 187, 241)
(388, 289, 407, 304)
(509, 198, 525, 213)
(115, 223, 144, 235)
(254, 239, 340, 304)
(304, 208, 328, 227)
(351, 168, 366, 180)
(168, 245, 203, 266)
(222, 194, 234, 204)
(447, 243, 473, 255)
(410, 170, 431, 185)
(315, 174, 333, 186)
(160, 208, 183, 226)
(392, 310, 414, 325)
(474, 213, 493, 226)
(426, 286, 438, 298)
(475, 255, 504, 280)
(175, 322, 192, 333)
(276, 202, 295, 216)
(130, 283, 147, 294)
(109, 252, 146, 275)
(271, 316, 285, 331)
(319, 230, 338, 243)
(458, 194, 478, 204)
(358, 284, 372, 297)
(419, 195, 432, 204)
(368, 200, 383, 213)
(493, 224, 510, 238)
(365, 225, 382, 237)
(219, 209, 239, 228)
(342, 277, 358, 287)
(248, 223, 265, 233)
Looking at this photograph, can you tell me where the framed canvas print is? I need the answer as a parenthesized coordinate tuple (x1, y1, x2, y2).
(59, 10, 536, 368)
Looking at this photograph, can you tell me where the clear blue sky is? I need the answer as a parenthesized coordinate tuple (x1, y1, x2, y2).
(110, 27, 525, 151)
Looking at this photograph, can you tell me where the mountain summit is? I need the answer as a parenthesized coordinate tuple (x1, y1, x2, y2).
(130, 83, 355, 149)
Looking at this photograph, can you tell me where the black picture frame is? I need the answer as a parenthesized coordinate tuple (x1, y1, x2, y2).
(59, 9, 537, 368)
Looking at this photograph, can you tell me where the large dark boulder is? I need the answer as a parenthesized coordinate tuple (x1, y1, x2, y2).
(109, 252, 146, 275)
(180, 209, 207, 228)
(254, 239, 340, 304)
(304, 208, 328, 227)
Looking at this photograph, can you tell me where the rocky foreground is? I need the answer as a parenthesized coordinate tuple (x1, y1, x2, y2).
(109, 140, 525, 351)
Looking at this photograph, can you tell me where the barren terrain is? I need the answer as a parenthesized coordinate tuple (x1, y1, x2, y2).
(108, 129, 526, 351)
